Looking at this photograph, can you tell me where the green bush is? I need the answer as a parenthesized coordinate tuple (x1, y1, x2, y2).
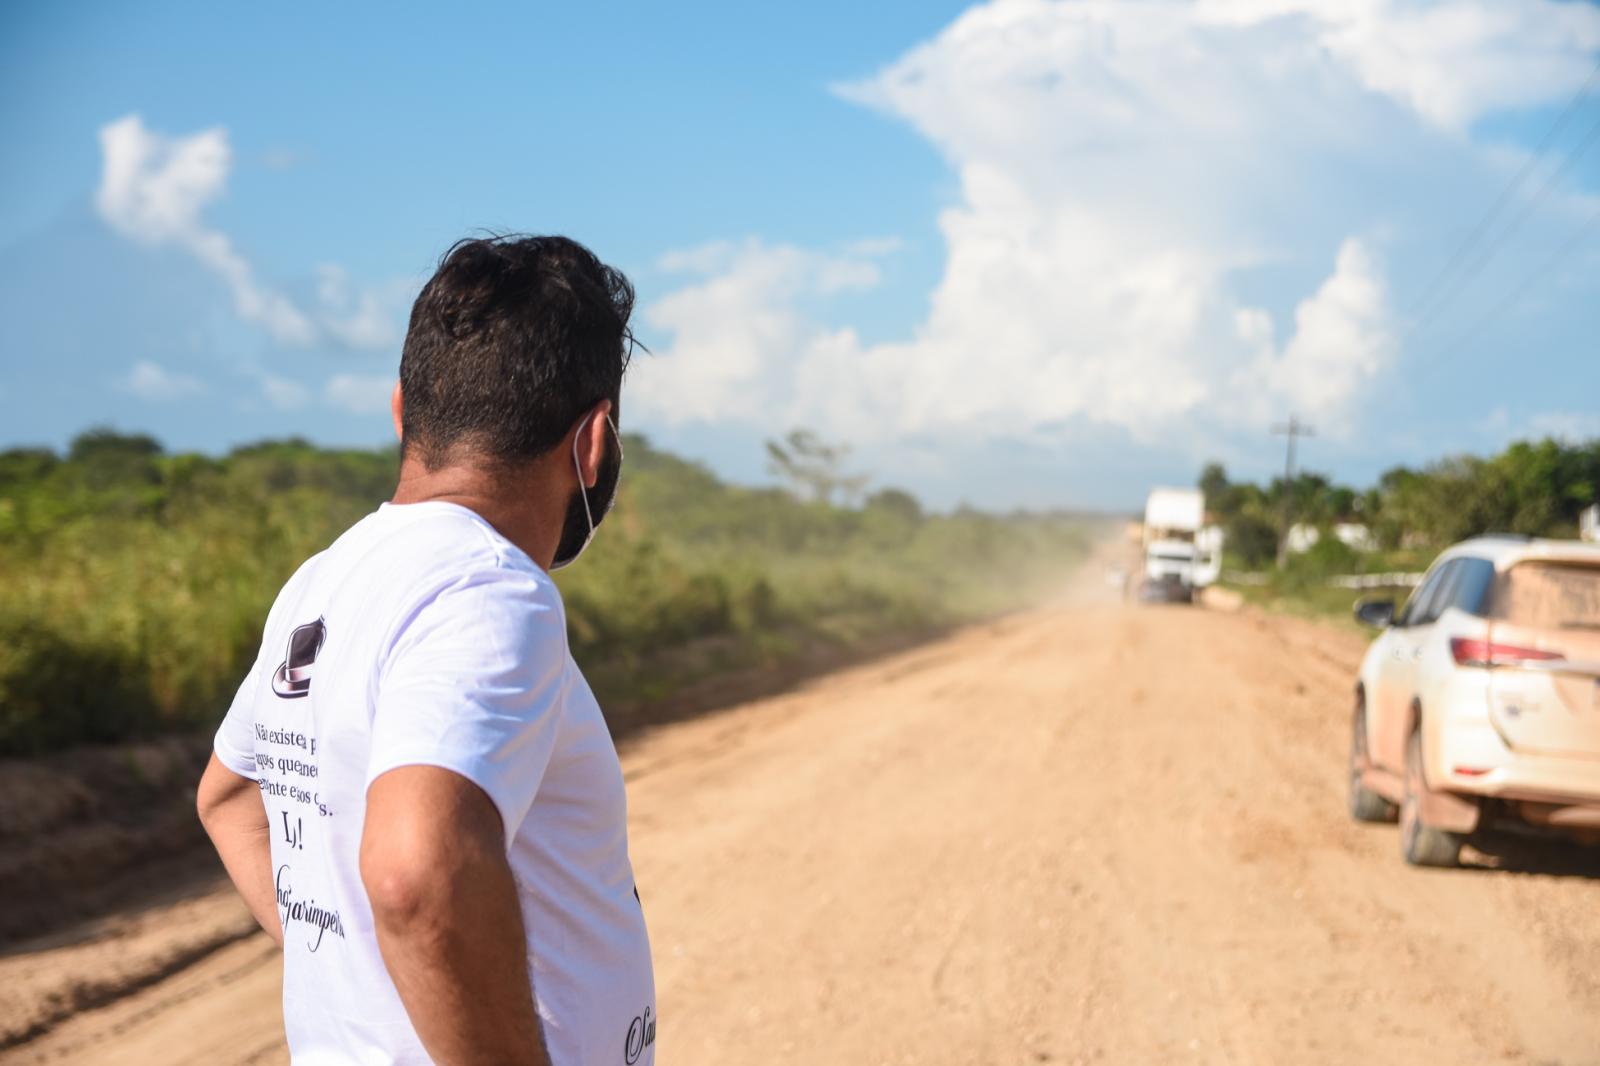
(0, 429, 1091, 755)
(1199, 436, 1600, 555)
(1295, 535, 1360, 577)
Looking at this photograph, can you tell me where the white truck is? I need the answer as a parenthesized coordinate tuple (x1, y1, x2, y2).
(1141, 487, 1223, 602)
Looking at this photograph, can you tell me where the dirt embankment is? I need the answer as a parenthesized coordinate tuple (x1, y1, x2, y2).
(7, 554, 1600, 1065)
(0, 736, 259, 1051)
(0, 736, 217, 943)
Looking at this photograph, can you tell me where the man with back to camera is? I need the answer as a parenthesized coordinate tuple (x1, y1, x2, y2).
(194, 235, 656, 1065)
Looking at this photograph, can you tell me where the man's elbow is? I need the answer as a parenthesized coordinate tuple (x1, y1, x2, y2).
(360, 767, 512, 938)
(196, 760, 240, 834)
(361, 841, 450, 934)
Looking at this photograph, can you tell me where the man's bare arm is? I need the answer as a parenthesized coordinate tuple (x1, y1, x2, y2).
(361, 766, 549, 1066)
(197, 754, 283, 946)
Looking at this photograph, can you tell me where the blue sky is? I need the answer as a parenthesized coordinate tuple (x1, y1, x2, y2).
(1, 0, 1597, 510)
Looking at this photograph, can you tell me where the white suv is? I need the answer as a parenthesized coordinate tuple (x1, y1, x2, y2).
(1348, 535, 1600, 866)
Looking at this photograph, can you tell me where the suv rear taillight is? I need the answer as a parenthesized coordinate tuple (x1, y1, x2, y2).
(1450, 637, 1564, 668)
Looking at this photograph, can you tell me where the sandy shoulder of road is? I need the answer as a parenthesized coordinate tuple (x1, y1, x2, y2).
(7, 557, 1600, 1066)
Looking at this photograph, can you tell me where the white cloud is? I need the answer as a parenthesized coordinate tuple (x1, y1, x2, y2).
(842, 236, 907, 258)
(259, 373, 311, 411)
(632, 240, 880, 425)
(95, 114, 410, 350)
(1481, 406, 1600, 446)
(1526, 410, 1600, 444)
(97, 116, 316, 345)
(261, 146, 310, 171)
(118, 359, 205, 401)
(1196, 0, 1600, 130)
(315, 265, 408, 350)
(633, 0, 1597, 458)
(324, 373, 395, 415)
(1235, 238, 1394, 434)
(231, 365, 312, 411)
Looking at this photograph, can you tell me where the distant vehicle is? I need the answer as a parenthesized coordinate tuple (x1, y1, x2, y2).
(1348, 536, 1600, 866)
(1140, 488, 1222, 603)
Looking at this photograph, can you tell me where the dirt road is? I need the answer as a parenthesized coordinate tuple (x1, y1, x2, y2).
(8, 562, 1600, 1064)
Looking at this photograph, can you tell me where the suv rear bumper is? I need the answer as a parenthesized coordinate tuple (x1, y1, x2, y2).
(1432, 717, 1600, 807)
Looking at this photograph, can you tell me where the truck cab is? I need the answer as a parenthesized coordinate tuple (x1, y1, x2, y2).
(1141, 488, 1223, 601)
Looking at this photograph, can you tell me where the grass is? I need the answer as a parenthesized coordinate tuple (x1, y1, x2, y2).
(1218, 545, 1430, 631)
(1222, 578, 1410, 632)
(0, 432, 1096, 755)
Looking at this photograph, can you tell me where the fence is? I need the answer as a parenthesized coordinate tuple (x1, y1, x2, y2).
(1326, 572, 1426, 589)
(1223, 570, 1424, 589)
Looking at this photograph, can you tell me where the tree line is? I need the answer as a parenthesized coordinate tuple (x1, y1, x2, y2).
(1200, 437, 1600, 568)
(0, 428, 1089, 756)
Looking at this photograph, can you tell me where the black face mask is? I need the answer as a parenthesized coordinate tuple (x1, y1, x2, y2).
(550, 413, 623, 570)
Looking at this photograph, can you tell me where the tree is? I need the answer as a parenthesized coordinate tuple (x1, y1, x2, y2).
(865, 487, 922, 524)
(1326, 486, 1357, 520)
(765, 429, 869, 505)
(68, 427, 163, 463)
(0, 448, 58, 490)
(1227, 511, 1280, 567)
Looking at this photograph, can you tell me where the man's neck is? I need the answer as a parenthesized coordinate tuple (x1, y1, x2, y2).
(390, 455, 566, 571)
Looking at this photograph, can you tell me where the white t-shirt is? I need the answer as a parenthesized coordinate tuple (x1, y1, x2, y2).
(215, 501, 656, 1066)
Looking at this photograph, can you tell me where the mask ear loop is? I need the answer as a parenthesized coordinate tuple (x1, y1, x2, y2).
(572, 412, 597, 537)
(570, 412, 625, 542)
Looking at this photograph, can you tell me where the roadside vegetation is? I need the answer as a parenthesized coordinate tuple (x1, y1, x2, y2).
(0, 429, 1092, 756)
(1200, 436, 1600, 624)
(1217, 544, 1431, 629)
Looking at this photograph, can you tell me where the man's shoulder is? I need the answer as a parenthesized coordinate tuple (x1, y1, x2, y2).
(352, 503, 548, 582)
(356, 504, 562, 620)
(261, 504, 563, 652)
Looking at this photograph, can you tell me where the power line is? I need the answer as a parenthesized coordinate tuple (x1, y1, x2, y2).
(1424, 207, 1600, 369)
(1409, 109, 1600, 340)
(1406, 57, 1600, 332)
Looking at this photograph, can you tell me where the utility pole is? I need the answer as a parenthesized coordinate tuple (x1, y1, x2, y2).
(1271, 415, 1315, 569)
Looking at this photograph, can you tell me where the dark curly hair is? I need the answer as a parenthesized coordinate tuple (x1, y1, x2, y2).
(398, 234, 635, 469)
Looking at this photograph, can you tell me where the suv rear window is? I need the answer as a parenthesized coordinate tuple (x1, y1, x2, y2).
(1398, 556, 1495, 625)
(1450, 557, 1496, 616)
(1492, 562, 1600, 630)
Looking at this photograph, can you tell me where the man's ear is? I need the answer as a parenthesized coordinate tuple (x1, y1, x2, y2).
(390, 381, 404, 443)
(575, 399, 613, 488)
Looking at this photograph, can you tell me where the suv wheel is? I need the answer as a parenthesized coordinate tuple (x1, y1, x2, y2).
(1400, 728, 1462, 868)
(1349, 699, 1397, 823)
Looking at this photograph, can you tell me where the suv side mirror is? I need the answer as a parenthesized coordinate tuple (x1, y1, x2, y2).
(1354, 597, 1396, 628)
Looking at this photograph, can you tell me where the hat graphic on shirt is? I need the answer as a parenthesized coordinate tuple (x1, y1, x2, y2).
(271, 619, 326, 699)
